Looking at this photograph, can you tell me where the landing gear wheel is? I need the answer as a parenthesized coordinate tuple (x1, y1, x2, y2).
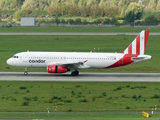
(71, 72, 75, 76)
(71, 70, 79, 76)
(24, 71, 28, 75)
(75, 70, 79, 75)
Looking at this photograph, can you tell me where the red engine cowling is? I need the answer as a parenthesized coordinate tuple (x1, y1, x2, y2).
(47, 65, 67, 73)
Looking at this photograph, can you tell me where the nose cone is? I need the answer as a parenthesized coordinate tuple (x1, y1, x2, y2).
(6, 58, 13, 66)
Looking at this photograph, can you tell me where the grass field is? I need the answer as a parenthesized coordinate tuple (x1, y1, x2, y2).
(0, 26, 160, 32)
(1, 112, 160, 119)
(0, 82, 160, 119)
(1, 34, 159, 73)
(0, 82, 160, 112)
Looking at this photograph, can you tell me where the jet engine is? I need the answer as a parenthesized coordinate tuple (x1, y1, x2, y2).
(47, 65, 68, 73)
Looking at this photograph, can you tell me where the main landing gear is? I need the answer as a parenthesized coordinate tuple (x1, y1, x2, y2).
(71, 70, 79, 76)
(24, 67, 28, 75)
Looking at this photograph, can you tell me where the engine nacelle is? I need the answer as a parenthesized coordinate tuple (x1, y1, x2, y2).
(47, 65, 68, 73)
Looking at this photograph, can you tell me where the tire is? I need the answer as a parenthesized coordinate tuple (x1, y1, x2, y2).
(24, 71, 28, 75)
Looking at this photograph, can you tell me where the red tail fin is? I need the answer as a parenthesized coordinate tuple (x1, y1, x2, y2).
(123, 30, 150, 55)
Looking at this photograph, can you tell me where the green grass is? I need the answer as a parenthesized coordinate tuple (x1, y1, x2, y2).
(0, 82, 160, 112)
(1, 35, 159, 72)
(1, 82, 160, 119)
(0, 26, 160, 32)
(0, 112, 160, 119)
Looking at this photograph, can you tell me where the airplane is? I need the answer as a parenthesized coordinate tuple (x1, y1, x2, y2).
(6, 30, 152, 76)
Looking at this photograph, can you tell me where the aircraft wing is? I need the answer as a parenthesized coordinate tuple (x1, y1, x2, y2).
(48, 60, 90, 70)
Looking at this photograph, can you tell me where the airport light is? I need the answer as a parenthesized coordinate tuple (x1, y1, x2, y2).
(152, 108, 153, 114)
(47, 108, 50, 113)
(55, 106, 57, 111)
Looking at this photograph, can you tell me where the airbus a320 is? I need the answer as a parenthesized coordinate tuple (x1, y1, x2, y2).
(7, 30, 152, 76)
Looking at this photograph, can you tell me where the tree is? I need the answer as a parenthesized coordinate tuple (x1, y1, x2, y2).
(79, 6, 87, 17)
(110, 0, 119, 7)
(124, 11, 135, 23)
(117, 0, 137, 18)
(47, 5, 58, 16)
(50, 0, 60, 6)
(89, 4, 99, 17)
(72, 3, 80, 16)
(125, 2, 144, 21)
(87, 0, 99, 6)
(0, 1, 4, 10)
(99, 5, 105, 17)
(60, 3, 66, 16)
(110, 6, 120, 18)
(99, 0, 110, 7)
(78, 0, 87, 6)
(104, 6, 120, 18)
(86, 5, 90, 17)
(66, 0, 79, 5)
(144, 0, 158, 12)
(156, 0, 160, 11)
(21, 0, 50, 10)
(143, 0, 150, 6)
(14, 10, 27, 21)
(144, 15, 158, 23)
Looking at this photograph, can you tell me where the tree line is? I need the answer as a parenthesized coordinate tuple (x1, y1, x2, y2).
(1, 0, 160, 24)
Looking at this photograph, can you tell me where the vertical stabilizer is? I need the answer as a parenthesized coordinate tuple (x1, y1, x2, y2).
(123, 30, 150, 55)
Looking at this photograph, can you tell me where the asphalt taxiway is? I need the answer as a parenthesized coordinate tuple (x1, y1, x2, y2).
(0, 72, 160, 82)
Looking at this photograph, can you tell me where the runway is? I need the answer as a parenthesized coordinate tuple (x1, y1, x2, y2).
(0, 72, 160, 82)
(0, 32, 160, 35)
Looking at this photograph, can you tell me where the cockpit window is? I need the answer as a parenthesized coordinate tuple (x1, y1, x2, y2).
(13, 56, 18, 58)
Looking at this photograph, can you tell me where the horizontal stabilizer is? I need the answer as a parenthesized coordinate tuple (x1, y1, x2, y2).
(131, 55, 152, 62)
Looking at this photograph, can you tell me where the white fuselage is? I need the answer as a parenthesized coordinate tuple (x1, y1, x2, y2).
(7, 52, 125, 69)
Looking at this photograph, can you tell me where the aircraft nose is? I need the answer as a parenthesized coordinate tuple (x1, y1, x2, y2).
(6, 58, 12, 65)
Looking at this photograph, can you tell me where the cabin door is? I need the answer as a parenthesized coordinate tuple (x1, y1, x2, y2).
(23, 53, 28, 62)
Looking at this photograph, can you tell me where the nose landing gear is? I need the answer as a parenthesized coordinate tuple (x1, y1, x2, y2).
(24, 67, 28, 75)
